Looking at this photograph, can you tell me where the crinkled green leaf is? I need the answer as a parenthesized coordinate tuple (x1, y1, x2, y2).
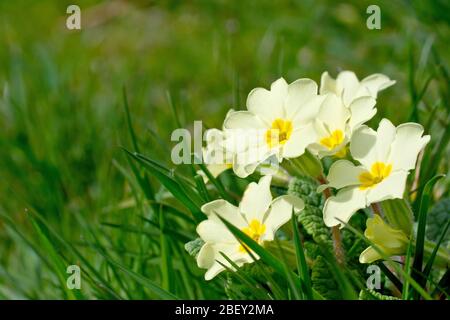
(359, 289, 400, 300)
(288, 176, 332, 249)
(311, 256, 340, 300)
(426, 197, 450, 246)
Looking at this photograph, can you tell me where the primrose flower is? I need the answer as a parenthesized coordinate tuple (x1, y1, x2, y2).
(196, 175, 304, 280)
(307, 93, 376, 158)
(359, 215, 409, 263)
(322, 118, 430, 228)
(200, 128, 233, 182)
(320, 70, 396, 106)
(223, 78, 326, 178)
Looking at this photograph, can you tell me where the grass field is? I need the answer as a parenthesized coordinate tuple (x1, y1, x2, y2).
(0, 0, 449, 299)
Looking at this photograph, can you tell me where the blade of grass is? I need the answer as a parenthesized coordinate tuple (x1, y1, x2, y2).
(27, 209, 123, 299)
(166, 90, 182, 129)
(423, 219, 450, 282)
(217, 216, 286, 277)
(274, 238, 302, 300)
(122, 87, 156, 201)
(145, 201, 195, 224)
(123, 86, 140, 152)
(291, 212, 312, 299)
(376, 262, 403, 293)
(237, 237, 287, 299)
(99, 251, 178, 299)
(124, 149, 205, 222)
(28, 215, 79, 300)
(218, 253, 269, 300)
(402, 232, 415, 299)
(196, 159, 235, 204)
(159, 204, 175, 293)
(432, 269, 449, 299)
(138, 216, 194, 242)
(412, 174, 445, 297)
(194, 175, 210, 202)
(218, 215, 325, 300)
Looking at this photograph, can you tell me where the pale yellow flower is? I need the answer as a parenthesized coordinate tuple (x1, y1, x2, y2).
(196, 176, 304, 280)
(307, 93, 376, 158)
(222, 78, 326, 178)
(359, 215, 409, 263)
(320, 70, 395, 106)
(322, 119, 430, 228)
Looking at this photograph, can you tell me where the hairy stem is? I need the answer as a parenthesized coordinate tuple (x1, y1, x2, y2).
(371, 202, 383, 216)
(318, 175, 346, 266)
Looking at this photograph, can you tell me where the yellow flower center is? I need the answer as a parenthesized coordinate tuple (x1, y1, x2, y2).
(239, 219, 266, 252)
(320, 129, 344, 150)
(265, 118, 293, 148)
(358, 162, 392, 190)
(334, 146, 348, 158)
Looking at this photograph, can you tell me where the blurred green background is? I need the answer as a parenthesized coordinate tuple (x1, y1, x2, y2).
(0, 0, 448, 299)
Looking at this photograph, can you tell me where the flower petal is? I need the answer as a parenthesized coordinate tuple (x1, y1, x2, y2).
(201, 199, 246, 228)
(285, 78, 318, 119)
(206, 164, 232, 178)
(204, 244, 253, 280)
(239, 175, 273, 222)
(365, 215, 409, 250)
(320, 71, 341, 96)
(336, 71, 362, 105)
(232, 158, 260, 178)
(388, 123, 430, 171)
(224, 111, 266, 130)
(247, 78, 288, 124)
(360, 73, 396, 97)
(197, 243, 216, 268)
(348, 96, 377, 130)
(349, 125, 377, 168)
(350, 119, 398, 167)
(196, 219, 235, 243)
(317, 93, 350, 132)
(366, 171, 408, 204)
(323, 160, 366, 190)
(291, 95, 326, 126)
(373, 118, 396, 162)
(337, 71, 359, 92)
(282, 124, 317, 158)
(263, 195, 304, 240)
(323, 186, 367, 228)
(359, 247, 382, 264)
(232, 143, 273, 178)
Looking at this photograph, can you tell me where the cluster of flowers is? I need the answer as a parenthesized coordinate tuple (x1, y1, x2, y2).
(194, 71, 430, 280)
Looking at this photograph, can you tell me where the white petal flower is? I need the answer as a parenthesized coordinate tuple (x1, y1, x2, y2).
(322, 118, 430, 228)
(223, 78, 325, 178)
(199, 128, 233, 182)
(320, 71, 396, 106)
(196, 175, 304, 280)
(308, 93, 376, 158)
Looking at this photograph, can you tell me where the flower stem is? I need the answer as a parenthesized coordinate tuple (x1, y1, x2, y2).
(371, 202, 383, 216)
(318, 174, 346, 266)
(331, 226, 345, 266)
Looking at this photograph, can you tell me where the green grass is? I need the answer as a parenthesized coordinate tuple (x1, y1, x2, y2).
(0, 0, 449, 299)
